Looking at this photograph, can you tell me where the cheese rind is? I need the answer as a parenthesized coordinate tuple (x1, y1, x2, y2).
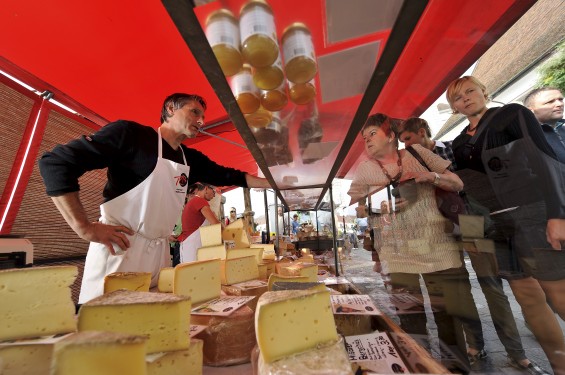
(221, 255, 259, 285)
(51, 331, 147, 375)
(0, 266, 77, 341)
(221, 282, 268, 311)
(77, 290, 191, 354)
(174, 258, 221, 305)
(0, 342, 54, 375)
(104, 272, 151, 293)
(191, 305, 255, 366)
(147, 338, 203, 375)
(157, 267, 174, 292)
(257, 337, 353, 375)
(267, 273, 309, 291)
(197, 244, 226, 261)
(199, 223, 223, 247)
(255, 289, 338, 363)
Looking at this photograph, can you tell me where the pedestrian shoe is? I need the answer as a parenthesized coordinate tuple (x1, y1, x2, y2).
(507, 357, 551, 375)
(467, 349, 487, 365)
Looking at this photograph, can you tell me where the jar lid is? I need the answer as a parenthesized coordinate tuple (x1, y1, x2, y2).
(240, 0, 273, 17)
(205, 9, 237, 25)
(281, 22, 311, 43)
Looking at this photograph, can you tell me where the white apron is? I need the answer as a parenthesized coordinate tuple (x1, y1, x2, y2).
(79, 128, 190, 303)
(179, 218, 209, 263)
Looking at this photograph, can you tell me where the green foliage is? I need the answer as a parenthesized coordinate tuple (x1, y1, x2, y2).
(537, 41, 565, 92)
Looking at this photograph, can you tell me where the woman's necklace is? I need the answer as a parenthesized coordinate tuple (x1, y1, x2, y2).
(375, 150, 403, 186)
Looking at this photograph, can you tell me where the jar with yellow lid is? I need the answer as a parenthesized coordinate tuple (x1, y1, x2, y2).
(260, 82, 288, 112)
(230, 65, 260, 114)
(252, 54, 284, 90)
(244, 105, 273, 128)
(239, 0, 279, 68)
(289, 79, 316, 105)
(282, 22, 317, 84)
(205, 9, 243, 77)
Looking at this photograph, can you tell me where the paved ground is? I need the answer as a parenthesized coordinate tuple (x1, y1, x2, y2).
(339, 247, 565, 375)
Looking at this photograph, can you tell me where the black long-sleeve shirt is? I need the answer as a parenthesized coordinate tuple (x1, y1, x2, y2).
(39, 120, 248, 201)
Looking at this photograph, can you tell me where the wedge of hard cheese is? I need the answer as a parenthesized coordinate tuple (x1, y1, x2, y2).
(158, 267, 174, 292)
(257, 337, 352, 375)
(279, 263, 318, 282)
(222, 219, 251, 248)
(221, 255, 259, 285)
(227, 247, 263, 264)
(147, 338, 203, 375)
(255, 289, 338, 363)
(0, 342, 54, 375)
(174, 258, 221, 305)
(199, 223, 223, 247)
(197, 244, 226, 261)
(104, 272, 151, 294)
(51, 331, 147, 375)
(267, 273, 309, 291)
(78, 290, 191, 354)
(0, 266, 77, 341)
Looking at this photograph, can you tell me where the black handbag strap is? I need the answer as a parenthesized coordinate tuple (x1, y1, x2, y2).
(405, 146, 431, 171)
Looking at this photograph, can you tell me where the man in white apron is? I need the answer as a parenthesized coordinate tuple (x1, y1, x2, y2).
(39, 93, 271, 304)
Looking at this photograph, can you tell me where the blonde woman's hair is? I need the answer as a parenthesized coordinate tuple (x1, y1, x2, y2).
(446, 76, 488, 114)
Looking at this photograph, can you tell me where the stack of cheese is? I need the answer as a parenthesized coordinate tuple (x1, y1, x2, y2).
(255, 289, 353, 374)
(77, 289, 202, 375)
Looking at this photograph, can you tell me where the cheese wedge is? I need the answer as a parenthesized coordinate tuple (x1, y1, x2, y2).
(334, 314, 374, 337)
(295, 254, 314, 263)
(267, 273, 309, 291)
(199, 223, 223, 247)
(197, 244, 226, 261)
(221, 281, 268, 311)
(222, 219, 251, 248)
(0, 342, 54, 375)
(147, 338, 203, 375)
(157, 267, 174, 292)
(227, 247, 263, 264)
(0, 266, 77, 341)
(257, 337, 353, 375)
(271, 281, 327, 292)
(51, 331, 147, 375)
(174, 258, 221, 305)
(279, 263, 318, 282)
(191, 305, 255, 366)
(255, 289, 338, 363)
(258, 263, 268, 279)
(221, 255, 259, 285)
(261, 260, 276, 279)
(78, 290, 191, 354)
(104, 272, 151, 294)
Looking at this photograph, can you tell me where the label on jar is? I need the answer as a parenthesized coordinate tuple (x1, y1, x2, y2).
(240, 5, 276, 42)
(283, 29, 315, 62)
(206, 17, 240, 49)
(230, 70, 258, 96)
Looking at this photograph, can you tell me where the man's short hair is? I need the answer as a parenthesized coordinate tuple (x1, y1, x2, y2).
(160, 93, 207, 123)
(523, 87, 562, 108)
(393, 117, 431, 138)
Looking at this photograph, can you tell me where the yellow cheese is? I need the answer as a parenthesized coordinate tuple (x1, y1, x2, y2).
(78, 290, 191, 354)
(227, 247, 263, 264)
(51, 331, 147, 375)
(296, 254, 314, 263)
(146, 338, 203, 375)
(157, 267, 174, 292)
(222, 219, 251, 248)
(251, 243, 276, 260)
(258, 263, 268, 279)
(221, 281, 268, 311)
(191, 305, 256, 366)
(173, 258, 221, 305)
(279, 263, 318, 282)
(255, 289, 338, 363)
(199, 223, 223, 247)
(274, 258, 293, 274)
(0, 342, 54, 375)
(270, 281, 327, 292)
(257, 337, 353, 375)
(104, 271, 151, 294)
(196, 244, 226, 261)
(0, 266, 77, 341)
(267, 273, 309, 291)
(261, 260, 276, 278)
(221, 255, 259, 285)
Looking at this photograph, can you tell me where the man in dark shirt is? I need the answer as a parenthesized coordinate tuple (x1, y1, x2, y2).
(39, 93, 270, 302)
(524, 87, 565, 162)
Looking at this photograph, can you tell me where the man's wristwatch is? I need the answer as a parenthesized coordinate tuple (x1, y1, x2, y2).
(432, 172, 441, 186)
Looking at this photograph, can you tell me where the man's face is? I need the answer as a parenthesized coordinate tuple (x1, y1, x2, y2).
(168, 100, 206, 139)
(527, 90, 564, 124)
(399, 130, 425, 148)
